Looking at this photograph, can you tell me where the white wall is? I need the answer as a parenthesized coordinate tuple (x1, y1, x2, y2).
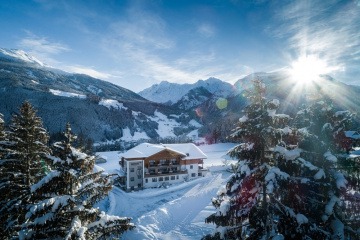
(185, 163, 199, 179)
(125, 160, 144, 191)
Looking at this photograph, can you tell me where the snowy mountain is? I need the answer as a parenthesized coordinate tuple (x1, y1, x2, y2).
(173, 86, 213, 110)
(138, 77, 236, 105)
(0, 48, 201, 144)
(1, 48, 359, 146)
(0, 48, 44, 66)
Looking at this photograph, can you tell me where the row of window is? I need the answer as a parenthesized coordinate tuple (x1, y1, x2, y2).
(145, 175, 180, 183)
(149, 159, 178, 165)
(144, 172, 202, 183)
(133, 164, 195, 172)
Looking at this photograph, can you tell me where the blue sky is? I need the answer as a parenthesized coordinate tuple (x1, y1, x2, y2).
(0, 0, 359, 92)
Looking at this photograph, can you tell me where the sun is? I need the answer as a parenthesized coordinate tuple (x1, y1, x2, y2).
(288, 55, 329, 84)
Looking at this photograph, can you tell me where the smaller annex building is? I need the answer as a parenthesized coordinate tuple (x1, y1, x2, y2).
(119, 143, 207, 191)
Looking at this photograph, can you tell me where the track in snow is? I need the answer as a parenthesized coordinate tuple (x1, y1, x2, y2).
(108, 172, 231, 239)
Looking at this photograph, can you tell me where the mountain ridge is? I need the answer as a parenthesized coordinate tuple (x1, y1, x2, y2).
(1, 48, 360, 147)
(138, 77, 236, 105)
(0, 48, 199, 145)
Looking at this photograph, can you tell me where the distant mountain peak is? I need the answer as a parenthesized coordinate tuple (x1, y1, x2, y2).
(0, 48, 44, 66)
(138, 77, 236, 105)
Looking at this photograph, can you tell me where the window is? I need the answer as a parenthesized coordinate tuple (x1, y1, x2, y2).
(145, 179, 148, 183)
(152, 178, 157, 182)
(137, 167, 142, 178)
(190, 165, 193, 169)
(130, 177, 134, 181)
(176, 175, 179, 179)
(159, 177, 163, 181)
(130, 168, 134, 172)
(198, 173, 202, 177)
(165, 176, 169, 181)
(171, 176, 175, 180)
(191, 173, 196, 177)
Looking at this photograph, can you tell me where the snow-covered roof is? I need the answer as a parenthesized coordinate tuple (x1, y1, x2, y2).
(121, 143, 207, 160)
(345, 131, 360, 139)
(348, 150, 360, 159)
(162, 143, 207, 160)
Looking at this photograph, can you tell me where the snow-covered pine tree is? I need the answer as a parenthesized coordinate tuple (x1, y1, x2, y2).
(0, 112, 11, 237)
(0, 113, 5, 158)
(0, 102, 51, 239)
(247, 98, 355, 239)
(20, 123, 134, 239)
(8, 101, 51, 185)
(204, 79, 291, 239)
(205, 84, 357, 239)
(290, 100, 357, 239)
(334, 108, 360, 234)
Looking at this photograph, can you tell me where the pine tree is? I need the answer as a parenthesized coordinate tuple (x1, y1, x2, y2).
(0, 112, 13, 237)
(294, 100, 358, 238)
(0, 113, 5, 158)
(8, 101, 51, 185)
(204, 79, 291, 239)
(0, 102, 51, 238)
(20, 123, 134, 239)
(204, 82, 356, 239)
(276, 99, 355, 239)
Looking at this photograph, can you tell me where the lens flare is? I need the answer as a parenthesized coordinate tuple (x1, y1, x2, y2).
(288, 55, 330, 84)
(195, 108, 203, 117)
(216, 98, 228, 110)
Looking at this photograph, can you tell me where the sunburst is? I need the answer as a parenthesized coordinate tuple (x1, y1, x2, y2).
(288, 55, 330, 85)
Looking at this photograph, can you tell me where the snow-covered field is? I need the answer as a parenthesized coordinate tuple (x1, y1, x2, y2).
(96, 143, 237, 239)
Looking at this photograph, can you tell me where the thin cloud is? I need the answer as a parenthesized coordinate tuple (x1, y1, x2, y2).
(99, 2, 255, 91)
(101, 6, 188, 86)
(174, 50, 216, 69)
(18, 31, 70, 65)
(109, 7, 174, 50)
(19, 31, 70, 54)
(66, 65, 113, 80)
(271, 0, 360, 81)
(35, 0, 102, 35)
(197, 23, 216, 38)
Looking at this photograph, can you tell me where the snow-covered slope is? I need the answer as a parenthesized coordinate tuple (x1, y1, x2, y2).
(138, 77, 236, 105)
(0, 48, 202, 143)
(0, 48, 44, 66)
(174, 86, 213, 110)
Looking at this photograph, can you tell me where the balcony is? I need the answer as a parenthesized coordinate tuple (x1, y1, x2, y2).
(148, 164, 180, 169)
(198, 166, 208, 172)
(148, 160, 180, 168)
